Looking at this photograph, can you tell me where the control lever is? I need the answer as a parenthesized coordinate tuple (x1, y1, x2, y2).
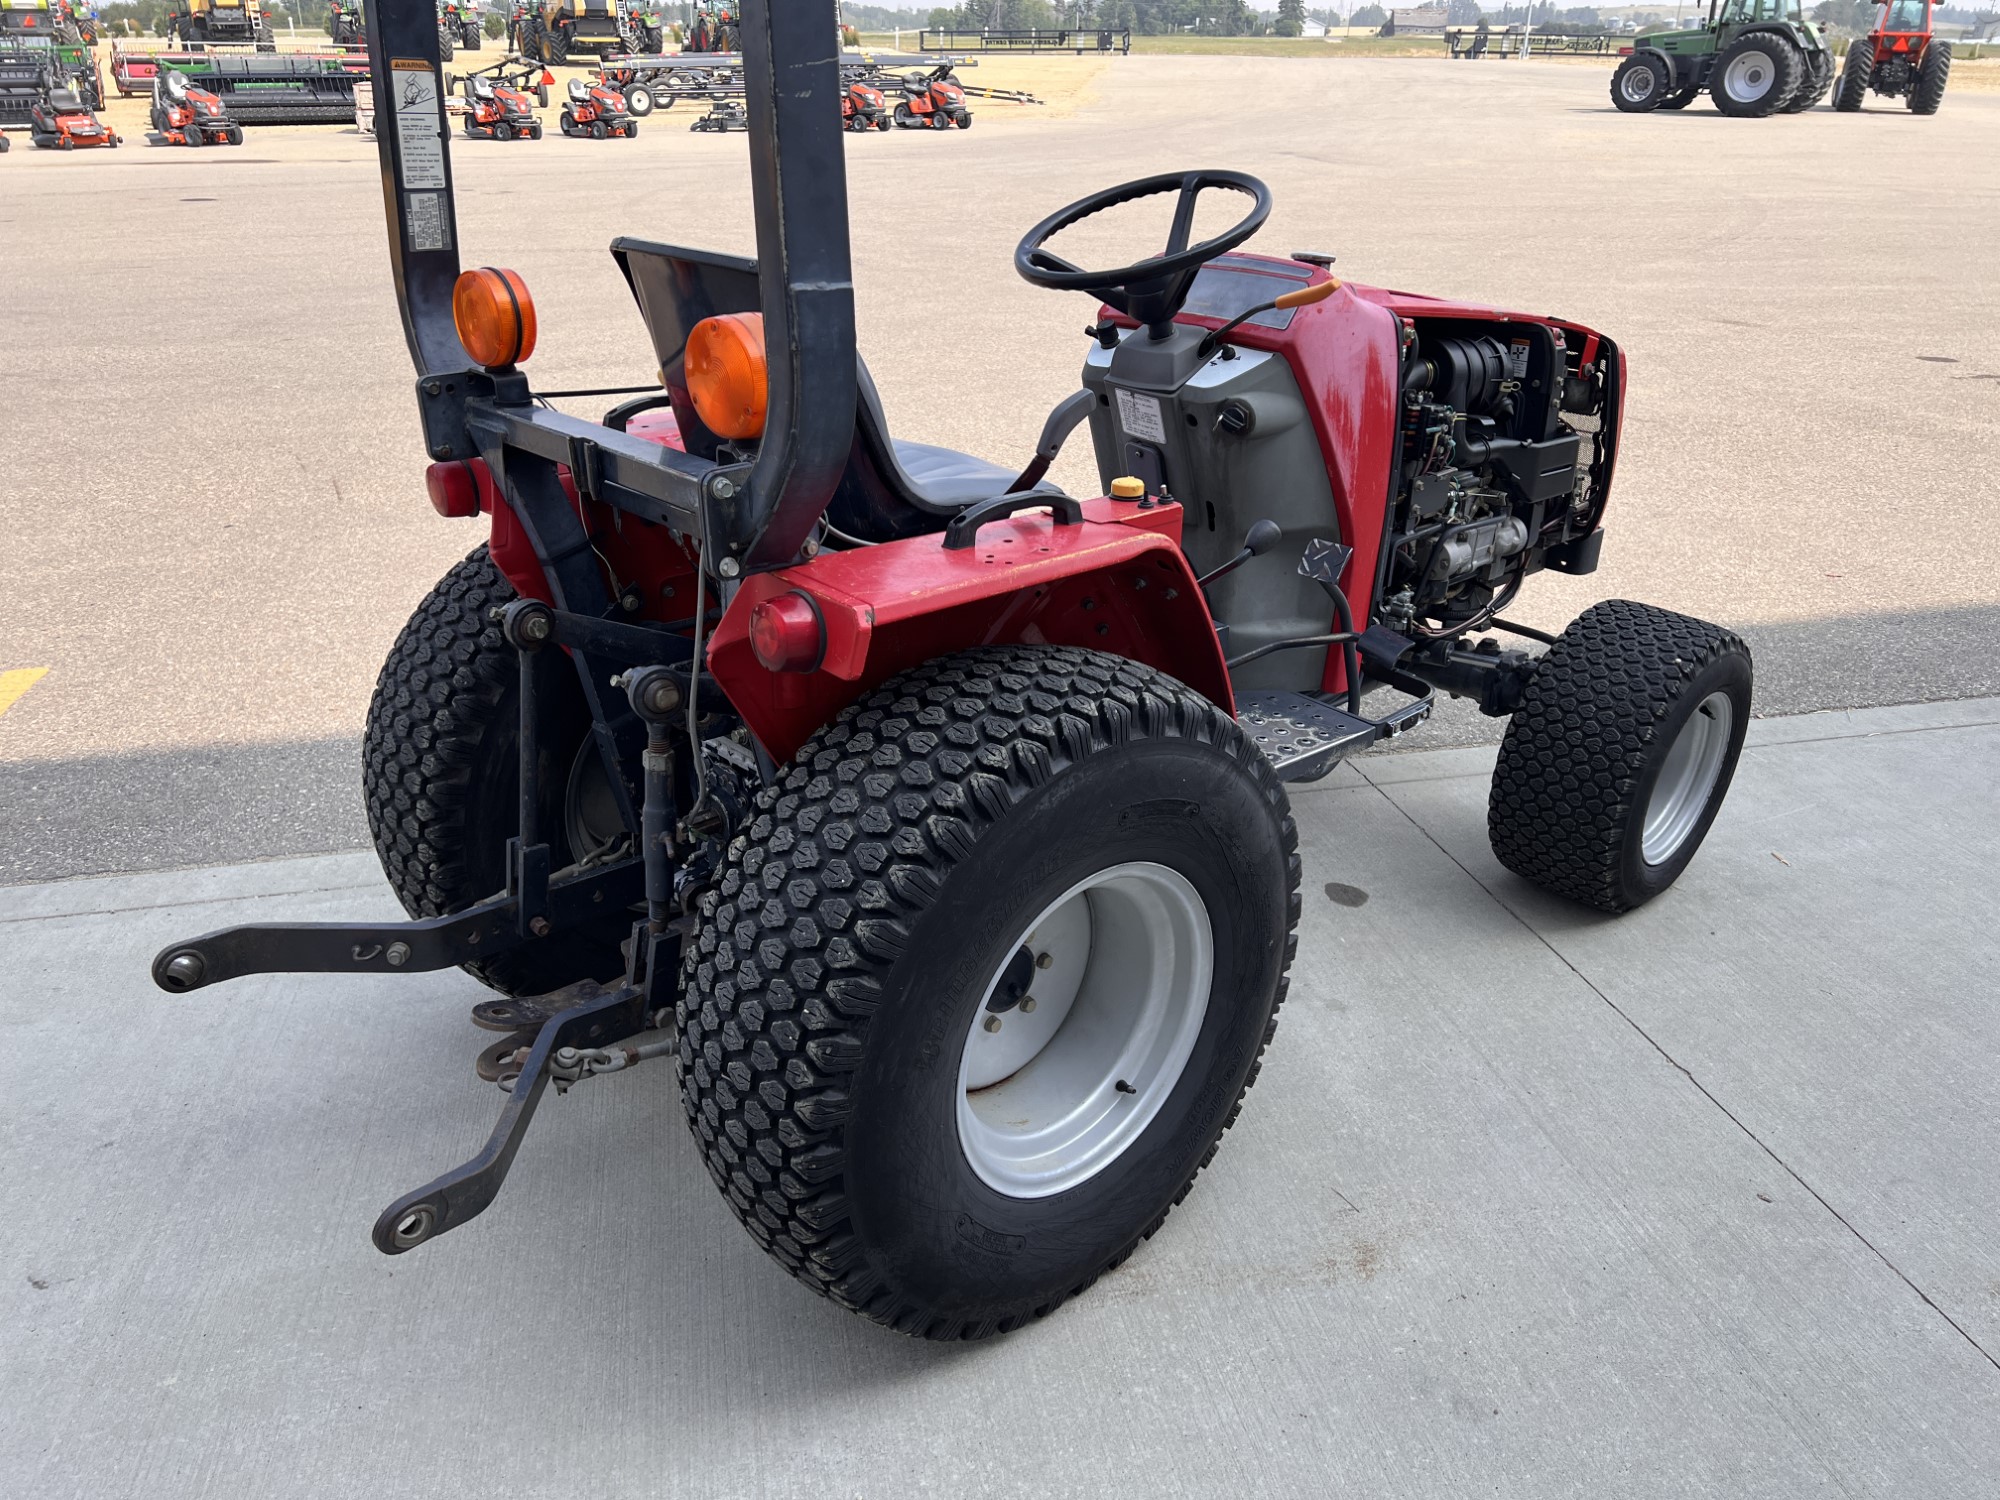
(1196, 277, 1341, 360)
(1195, 519, 1283, 589)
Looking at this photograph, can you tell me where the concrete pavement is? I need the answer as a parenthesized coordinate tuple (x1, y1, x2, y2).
(4, 697, 1996, 1499)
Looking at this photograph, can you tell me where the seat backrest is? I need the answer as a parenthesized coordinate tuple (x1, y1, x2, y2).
(610, 237, 976, 542)
(566, 77, 587, 101)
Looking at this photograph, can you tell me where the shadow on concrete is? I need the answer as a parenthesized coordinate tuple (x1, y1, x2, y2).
(4, 603, 1997, 884)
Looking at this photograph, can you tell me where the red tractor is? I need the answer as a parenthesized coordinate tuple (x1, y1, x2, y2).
(157, 0, 1754, 1342)
(1835, 0, 1951, 112)
(895, 63, 970, 128)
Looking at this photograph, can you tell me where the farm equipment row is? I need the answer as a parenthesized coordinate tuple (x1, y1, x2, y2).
(595, 57, 1030, 127)
(1612, 0, 1951, 114)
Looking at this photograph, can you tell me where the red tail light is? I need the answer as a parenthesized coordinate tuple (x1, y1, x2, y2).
(425, 460, 482, 518)
(748, 591, 826, 673)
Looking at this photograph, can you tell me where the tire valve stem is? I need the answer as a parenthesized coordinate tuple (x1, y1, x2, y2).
(1115, 1079, 1136, 1096)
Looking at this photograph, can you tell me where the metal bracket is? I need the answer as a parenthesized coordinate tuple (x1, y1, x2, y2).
(371, 981, 646, 1255)
(149, 859, 642, 994)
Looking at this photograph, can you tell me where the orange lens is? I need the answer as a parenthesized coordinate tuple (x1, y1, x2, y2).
(452, 267, 537, 370)
(685, 313, 767, 441)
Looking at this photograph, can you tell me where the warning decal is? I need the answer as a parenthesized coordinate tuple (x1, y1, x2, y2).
(405, 191, 451, 253)
(390, 57, 446, 193)
(1115, 386, 1167, 445)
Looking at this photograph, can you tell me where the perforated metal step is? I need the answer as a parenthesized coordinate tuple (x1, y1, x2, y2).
(1235, 689, 1431, 782)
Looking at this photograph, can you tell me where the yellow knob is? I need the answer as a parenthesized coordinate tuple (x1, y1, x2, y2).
(1110, 476, 1145, 499)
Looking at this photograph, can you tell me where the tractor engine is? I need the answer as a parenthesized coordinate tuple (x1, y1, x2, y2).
(1379, 319, 1610, 639)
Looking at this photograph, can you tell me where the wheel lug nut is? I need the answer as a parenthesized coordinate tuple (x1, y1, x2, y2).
(1019, 998, 1036, 1014)
(983, 1015, 1002, 1034)
(1035, 951, 1052, 970)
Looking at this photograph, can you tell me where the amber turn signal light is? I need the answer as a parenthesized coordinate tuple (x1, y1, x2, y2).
(687, 313, 768, 440)
(453, 267, 537, 370)
(748, 591, 825, 673)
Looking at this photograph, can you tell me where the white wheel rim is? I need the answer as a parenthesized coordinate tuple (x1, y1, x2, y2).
(1643, 691, 1733, 865)
(1623, 66, 1656, 102)
(956, 862, 1213, 1200)
(1725, 50, 1777, 101)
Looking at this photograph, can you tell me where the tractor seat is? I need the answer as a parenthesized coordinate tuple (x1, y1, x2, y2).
(855, 359, 1028, 509)
(470, 76, 494, 98)
(48, 89, 83, 111)
(566, 78, 589, 102)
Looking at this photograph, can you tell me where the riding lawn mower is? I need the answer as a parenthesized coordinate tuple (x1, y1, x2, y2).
(150, 66, 242, 145)
(154, 0, 1754, 1341)
(456, 54, 546, 139)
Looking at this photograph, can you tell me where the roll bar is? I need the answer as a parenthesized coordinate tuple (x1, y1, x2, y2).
(363, 0, 857, 572)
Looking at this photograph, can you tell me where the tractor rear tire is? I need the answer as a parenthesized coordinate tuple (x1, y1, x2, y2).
(1834, 40, 1872, 110)
(544, 24, 571, 64)
(1488, 600, 1752, 914)
(363, 546, 631, 998)
(1781, 50, 1831, 111)
(1909, 40, 1950, 114)
(1711, 32, 1801, 117)
(677, 646, 1300, 1339)
(1610, 53, 1667, 111)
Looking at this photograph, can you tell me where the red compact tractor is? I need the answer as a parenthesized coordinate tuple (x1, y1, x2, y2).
(559, 74, 637, 136)
(157, 0, 1753, 1342)
(458, 57, 546, 139)
(841, 73, 888, 131)
(150, 67, 242, 145)
(29, 83, 117, 146)
(1835, 0, 1951, 112)
(895, 63, 970, 128)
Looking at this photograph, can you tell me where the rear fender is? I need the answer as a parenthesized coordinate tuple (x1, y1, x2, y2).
(707, 500, 1229, 764)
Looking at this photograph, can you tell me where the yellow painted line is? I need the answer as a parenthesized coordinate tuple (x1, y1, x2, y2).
(0, 668, 49, 719)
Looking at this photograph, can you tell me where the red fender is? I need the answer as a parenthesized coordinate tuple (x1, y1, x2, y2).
(707, 499, 1230, 764)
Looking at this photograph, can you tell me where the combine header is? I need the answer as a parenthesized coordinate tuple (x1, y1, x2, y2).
(109, 42, 370, 123)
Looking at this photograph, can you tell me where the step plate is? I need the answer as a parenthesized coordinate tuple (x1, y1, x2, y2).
(1235, 690, 1382, 783)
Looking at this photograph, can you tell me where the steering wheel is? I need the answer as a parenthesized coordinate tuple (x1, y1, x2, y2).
(1015, 170, 1272, 339)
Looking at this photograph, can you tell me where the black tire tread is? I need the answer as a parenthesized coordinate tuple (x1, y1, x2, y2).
(1488, 599, 1749, 913)
(360, 546, 619, 995)
(1834, 39, 1872, 110)
(1910, 39, 1950, 114)
(676, 645, 1301, 1340)
(1711, 32, 1802, 117)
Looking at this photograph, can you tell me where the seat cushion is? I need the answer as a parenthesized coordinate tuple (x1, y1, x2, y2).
(888, 441, 1021, 508)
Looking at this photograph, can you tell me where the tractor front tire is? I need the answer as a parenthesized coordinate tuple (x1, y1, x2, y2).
(1711, 32, 1801, 117)
(1910, 40, 1950, 114)
(363, 546, 631, 997)
(1610, 53, 1667, 112)
(677, 646, 1300, 1339)
(545, 23, 571, 64)
(1834, 41, 1872, 110)
(439, 27, 456, 61)
(1488, 600, 1752, 914)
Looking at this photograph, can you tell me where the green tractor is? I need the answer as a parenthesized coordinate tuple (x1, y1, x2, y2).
(1611, 0, 1834, 117)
